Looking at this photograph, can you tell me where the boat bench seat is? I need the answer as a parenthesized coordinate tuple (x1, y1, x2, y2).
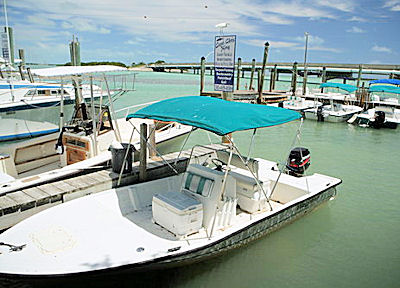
(229, 171, 271, 213)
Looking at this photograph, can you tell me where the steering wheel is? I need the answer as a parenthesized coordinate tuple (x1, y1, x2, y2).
(211, 158, 227, 171)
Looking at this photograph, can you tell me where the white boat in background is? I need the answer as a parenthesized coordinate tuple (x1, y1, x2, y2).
(348, 84, 400, 129)
(304, 101, 363, 122)
(0, 70, 191, 196)
(281, 95, 322, 112)
(349, 106, 400, 129)
(310, 82, 358, 103)
(0, 65, 129, 142)
(0, 96, 341, 277)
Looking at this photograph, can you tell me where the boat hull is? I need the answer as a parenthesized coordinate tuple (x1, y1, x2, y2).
(0, 184, 338, 278)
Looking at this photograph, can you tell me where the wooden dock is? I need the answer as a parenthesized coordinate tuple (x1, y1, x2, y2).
(0, 144, 228, 230)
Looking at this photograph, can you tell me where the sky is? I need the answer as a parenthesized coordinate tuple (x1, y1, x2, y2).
(2, 0, 400, 65)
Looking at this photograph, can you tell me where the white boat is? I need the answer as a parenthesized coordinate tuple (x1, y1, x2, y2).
(0, 96, 341, 277)
(347, 84, 400, 128)
(281, 96, 322, 112)
(0, 67, 190, 196)
(349, 106, 400, 129)
(0, 65, 127, 141)
(304, 101, 363, 122)
(310, 82, 358, 103)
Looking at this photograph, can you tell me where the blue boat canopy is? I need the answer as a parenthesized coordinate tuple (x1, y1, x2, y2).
(369, 79, 400, 85)
(319, 82, 357, 93)
(126, 96, 301, 136)
(368, 85, 400, 94)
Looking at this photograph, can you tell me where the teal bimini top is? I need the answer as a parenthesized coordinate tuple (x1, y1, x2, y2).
(369, 85, 400, 94)
(319, 82, 357, 93)
(126, 96, 301, 136)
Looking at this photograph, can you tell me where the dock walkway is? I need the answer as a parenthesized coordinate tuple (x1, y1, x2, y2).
(0, 144, 227, 230)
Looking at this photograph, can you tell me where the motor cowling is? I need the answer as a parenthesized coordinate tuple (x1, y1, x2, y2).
(316, 106, 324, 122)
(286, 147, 311, 177)
(371, 111, 385, 128)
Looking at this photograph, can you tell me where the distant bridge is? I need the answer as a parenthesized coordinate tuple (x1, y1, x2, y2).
(148, 62, 400, 79)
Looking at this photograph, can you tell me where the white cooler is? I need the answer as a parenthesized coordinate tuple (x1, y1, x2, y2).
(152, 191, 203, 237)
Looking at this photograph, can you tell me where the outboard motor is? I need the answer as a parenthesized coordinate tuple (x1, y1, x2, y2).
(286, 147, 311, 177)
(316, 106, 324, 122)
(371, 111, 385, 129)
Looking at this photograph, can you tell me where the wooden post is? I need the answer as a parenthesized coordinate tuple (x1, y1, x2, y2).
(27, 67, 34, 83)
(321, 66, 327, 92)
(269, 69, 274, 92)
(149, 123, 156, 159)
(236, 57, 242, 90)
(139, 123, 148, 182)
(200, 56, 205, 95)
(257, 69, 262, 103)
(291, 62, 298, 96)
(0, 68, 3, 79)
(356, 64, 363, 90)
(18, 65, 25, 81)
(258, 42, 270, 103)
(249, 58, 256, 90)
(272, 64, 277, 91)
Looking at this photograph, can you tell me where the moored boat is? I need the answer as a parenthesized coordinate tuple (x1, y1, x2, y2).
(0, 66, 128, 142)
(0, 96, 341, 277)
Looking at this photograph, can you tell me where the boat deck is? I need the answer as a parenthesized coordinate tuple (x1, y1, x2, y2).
(0, 143, 228, 230)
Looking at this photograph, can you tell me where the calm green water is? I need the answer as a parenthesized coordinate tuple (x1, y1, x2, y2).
(3, 71, 400, 288)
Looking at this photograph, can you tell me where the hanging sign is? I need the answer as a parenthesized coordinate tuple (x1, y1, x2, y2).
(214, 35, 236, 92)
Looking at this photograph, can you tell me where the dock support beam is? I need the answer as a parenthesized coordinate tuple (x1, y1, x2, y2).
(236, 57, 242, 90)
(258, 42, 269, 104)
(356, 64, 363, 90)
(291, 62, 298, 96)
(200, 56, 205, 95)
(321, 66, 327, 92)
(249, 58, 256, 90)
(139, 123, 148, 182)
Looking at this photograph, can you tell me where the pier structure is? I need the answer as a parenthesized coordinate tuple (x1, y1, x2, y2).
(149, 61, 400, 107)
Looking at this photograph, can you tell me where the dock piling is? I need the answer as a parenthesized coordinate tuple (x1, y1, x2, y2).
(356, 64, 363, 90)
(236, 57, 242, 90)
(200, 56, 205, 94)
(291, 62, 298, 96)
(249, 58, 256, 90)
(258, 42, 270, 103)
(139, 123, 148, 182)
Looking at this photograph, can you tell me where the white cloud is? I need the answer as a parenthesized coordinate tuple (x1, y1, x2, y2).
(372, 45, 392, 53)
(245, 36, 340, 53)
(26, 15, 56, 27)
(346, 26, 365, 33)
(383, 0, 400, 10)
(348, 16, 366, 22)
(61, 19, 110, 34)
(294, 35, 325, 46)
(314, 0, 355, 12)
